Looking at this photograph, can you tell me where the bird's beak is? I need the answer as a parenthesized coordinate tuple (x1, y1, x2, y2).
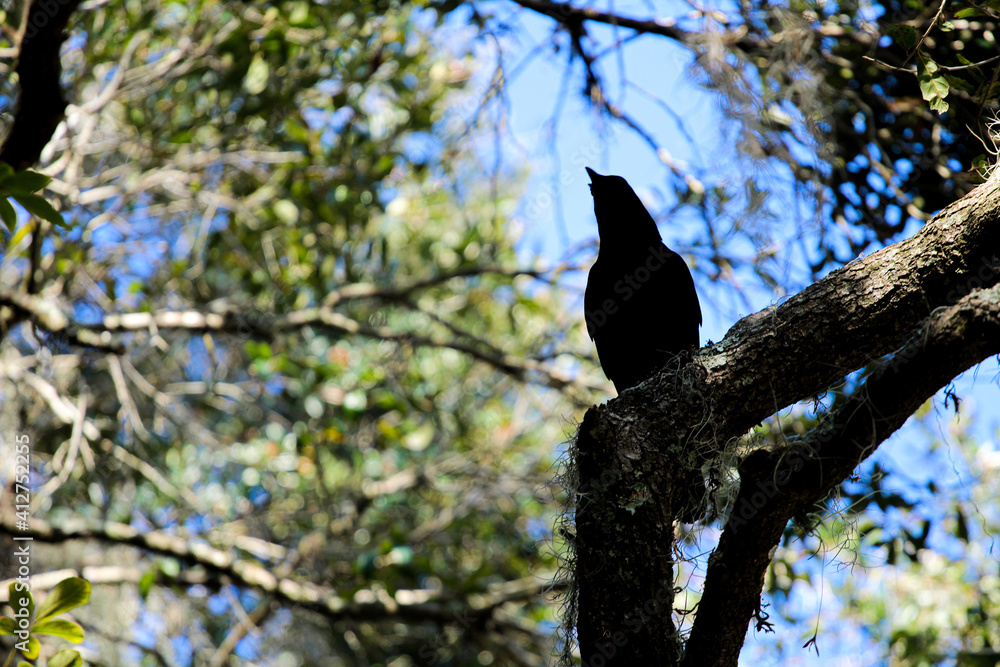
(585, 167, 601, 183)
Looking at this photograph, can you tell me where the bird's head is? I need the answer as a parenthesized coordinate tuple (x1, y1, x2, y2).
(585, 167, 661, 245)
(585, 167, 633, 198)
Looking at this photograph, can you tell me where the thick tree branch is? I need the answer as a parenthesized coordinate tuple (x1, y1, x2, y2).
(685, 283, 1000, 666)
(0, 0, 84, 170)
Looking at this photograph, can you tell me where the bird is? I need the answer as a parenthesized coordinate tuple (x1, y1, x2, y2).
(584, 167, 702, 392)
(584, 167, 705, 522)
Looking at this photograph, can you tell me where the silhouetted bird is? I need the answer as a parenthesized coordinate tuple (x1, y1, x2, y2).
(584, 167, 705, 521)
(584, 168, 701, 390)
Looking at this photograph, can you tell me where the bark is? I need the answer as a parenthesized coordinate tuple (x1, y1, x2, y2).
(0, 0, 83, 170)
(574, 392, 692, 664)
(574, 170, 1000, 665)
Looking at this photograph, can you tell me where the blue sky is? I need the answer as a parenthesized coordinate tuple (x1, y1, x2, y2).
(500, 7, 733, 342)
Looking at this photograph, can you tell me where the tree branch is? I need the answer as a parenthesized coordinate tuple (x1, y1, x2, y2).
(685, 282, 1000, 666)
(0, 0, 84, 170)
(0, 289, 122, 351)
(507, 0, 688, 42)
(0, 516, 560, 625)
(322, 265, 549, 307)
(0, 288, 602, 398)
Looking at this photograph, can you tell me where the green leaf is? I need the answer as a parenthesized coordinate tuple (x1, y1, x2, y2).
(0, 161, 13, 184)
(927, 96, 949, 114)
(139, 567, 157, 599)
(11, 193, 67, 228)
(34, 577, 91, 622)
(886, 24, 919, 51)
(4, 169, 52, 196)
(288, 1, 310, 26)
(273, 199, 299, 224)
(954, 8, 985, 18)
(31, 618, 85, 642)
(244, 54, 269, 95)
(48, 650, 84, 667)
(0, 616, 16, 634)
(917, 58, 950, 114)
(8, 218, 32, 247)
(8, 583, 34, 620)
(956, 52, 979, 70)
(159, 558, 181, 577)
(21, 634, 40, 659)
(0, 196, 17, 232)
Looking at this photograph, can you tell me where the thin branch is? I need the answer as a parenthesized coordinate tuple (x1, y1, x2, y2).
(507, 0, 687, 42)
(18, 370, 101, 440)
(0, 287, 602, 398)
(32, 394, 87, 511)
(0, 515, 563, 626)
(323, 265, 548, 307)
(210, 592, 273, 667)
(0, 289, 123, 352)
(281, 308, 599, 396)
(900, 0, 947, 70)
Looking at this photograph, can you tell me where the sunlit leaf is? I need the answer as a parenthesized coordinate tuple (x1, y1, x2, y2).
(34, 578, 91, 622)
(32, 618, 85, 642)
(22, 634, 40, 660)
(244, 54, 269, 95)
(48, 650, 84, 667)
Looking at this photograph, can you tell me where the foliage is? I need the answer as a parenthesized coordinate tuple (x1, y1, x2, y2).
(1, 0, 590, 664)
(684, 0, 999, 271)
(0, 166, 65, 232)
(0, 577, 90, 667)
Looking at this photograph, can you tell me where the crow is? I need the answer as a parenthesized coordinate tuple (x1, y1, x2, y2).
(584, 167, 701, 391)
(584, 167, 705, 521)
